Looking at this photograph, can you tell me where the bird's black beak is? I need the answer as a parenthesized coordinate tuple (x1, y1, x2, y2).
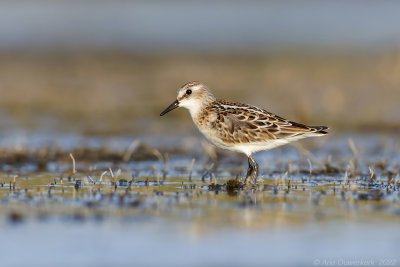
(160, 99, 179, 116)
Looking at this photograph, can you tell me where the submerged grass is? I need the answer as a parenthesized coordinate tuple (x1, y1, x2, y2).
(0, 134, 399, 229)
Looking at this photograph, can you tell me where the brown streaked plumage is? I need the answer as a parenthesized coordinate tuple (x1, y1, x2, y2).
(196, 99, 328, 145)
(160, 82, 328, 184)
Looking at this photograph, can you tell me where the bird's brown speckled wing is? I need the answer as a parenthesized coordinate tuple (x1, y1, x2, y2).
(206, 100, 328, 144)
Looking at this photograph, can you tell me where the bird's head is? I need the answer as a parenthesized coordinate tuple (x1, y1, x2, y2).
(160, 82, 216, 117)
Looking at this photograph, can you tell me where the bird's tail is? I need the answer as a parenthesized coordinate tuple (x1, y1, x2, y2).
(308, 126, 329, 136)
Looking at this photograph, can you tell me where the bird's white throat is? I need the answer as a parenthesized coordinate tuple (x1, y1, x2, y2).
(180, 99, 207, 120)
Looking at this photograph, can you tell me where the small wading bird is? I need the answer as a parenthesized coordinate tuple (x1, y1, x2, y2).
(160, 82, 328, 184)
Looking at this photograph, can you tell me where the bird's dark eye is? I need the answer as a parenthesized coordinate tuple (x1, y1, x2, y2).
(186, 89, 192, 95)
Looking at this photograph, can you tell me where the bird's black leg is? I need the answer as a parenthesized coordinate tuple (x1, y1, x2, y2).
(245, 157, 254, 183)
(248, 155, 259, 184)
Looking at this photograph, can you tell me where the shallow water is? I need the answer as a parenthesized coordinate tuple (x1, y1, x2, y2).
(0, 131, 399, 266)
(2, 1, 400, 51)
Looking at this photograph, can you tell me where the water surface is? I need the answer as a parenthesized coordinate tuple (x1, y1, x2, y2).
(0, 131, 399, 266)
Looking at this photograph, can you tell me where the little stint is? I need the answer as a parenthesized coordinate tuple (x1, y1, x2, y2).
(160, 81, 328, 184)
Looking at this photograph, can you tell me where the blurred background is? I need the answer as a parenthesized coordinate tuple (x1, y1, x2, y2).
(1, 2, 400, 266)
(1, 0, 400, 136)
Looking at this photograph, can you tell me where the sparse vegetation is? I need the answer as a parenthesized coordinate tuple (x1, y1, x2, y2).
(0, 134, 398, 228)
